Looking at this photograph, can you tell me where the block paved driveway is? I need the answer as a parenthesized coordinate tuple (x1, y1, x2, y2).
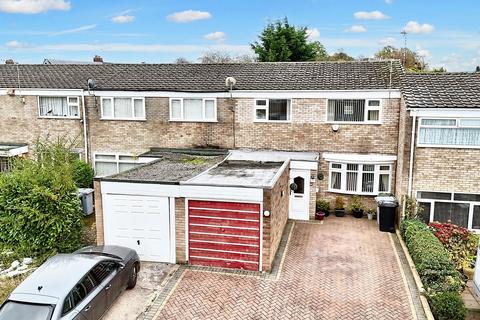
(153, 217, 415, 320)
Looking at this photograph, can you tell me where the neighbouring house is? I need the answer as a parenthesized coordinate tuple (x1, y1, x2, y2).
(0, 60, 478, 270)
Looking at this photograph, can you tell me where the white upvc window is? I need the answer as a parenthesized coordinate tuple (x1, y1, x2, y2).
(326, 99, 381, 123)
(328, 162, 391, 195)
(169, 98, 217, 122)
(38, 96, 80, 118)
(101, 97, 145, 120)
(417, 191, 480, 231)
(254, 99, 291, 122)
(418, 117, 480, 148)
(94, 153, 151, 177)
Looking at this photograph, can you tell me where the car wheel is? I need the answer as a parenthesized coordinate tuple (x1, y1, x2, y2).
(127, 264, 139, 289)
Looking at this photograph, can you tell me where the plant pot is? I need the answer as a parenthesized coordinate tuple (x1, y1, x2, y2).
(352, 209, 364, 219)
(315, 212, 325, 221)
(367, 213, 373, 220)
(335, 208, 346, 217)
(324, 210, 330, 217)
(463, 266, 475, 280)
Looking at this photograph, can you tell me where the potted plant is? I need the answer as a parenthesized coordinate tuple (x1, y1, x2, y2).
(316, 200, 331, 219)
(349, 195, 364, 219)
(366, 208, 376, 220)
(334, 196, 346, 217)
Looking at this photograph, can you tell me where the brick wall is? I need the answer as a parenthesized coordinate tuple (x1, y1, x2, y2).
(93, 180, 104, 245)
(175, 198, 187, 263)
(262, 165, 289, 272)
(0, 95, 84, 152)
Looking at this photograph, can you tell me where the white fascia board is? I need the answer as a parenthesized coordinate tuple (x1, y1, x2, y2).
(100, 181, 181, 197)
(290, 160, 318, 170)
(409, 108, 480, 118)
(0, 145, 28, 157)
(180, 185, 264, 202)
(322, 152, 397, 164)
(1, 88, 400, 99)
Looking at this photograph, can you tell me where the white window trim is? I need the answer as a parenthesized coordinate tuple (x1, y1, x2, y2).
(169, 98, 217, 122)
(328, 162, 392, 195)
(93, 152, 152, 177)
(253, 98, 292, 123)
(38, 96, 81, 119)
(100, 97, 146, 121)
(417, 190, 480, 231)
(417, 117, 480, 149)
(325, 99, 382, 124)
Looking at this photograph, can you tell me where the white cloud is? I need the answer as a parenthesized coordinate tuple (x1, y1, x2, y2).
(49, 24, 96, 36)
(5, 40, 28, 48)
(345, 25, 367, 33)
(379, 37, 396, 46)
(403, 21, 435, 34)
(167, 10, 211, 23)
(306, 28, 320, 41)
(354, 10, 389, 20)
(112, 14, 135, 24)
(385, 0, 394, 4)
(0, 0, 70, 14)
(204, 31, 226, 43)
(416, 49, 431, 58)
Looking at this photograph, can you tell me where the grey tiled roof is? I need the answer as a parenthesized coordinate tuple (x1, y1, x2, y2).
(403, 72, 480, 108)
(0, 60, 403, 92)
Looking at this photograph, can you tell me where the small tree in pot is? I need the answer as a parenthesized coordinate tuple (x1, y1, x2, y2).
(349, 195, 364, 219)
(316, 200, 331, 218)
(366, 207, 376, 220)
(334, 196, 346, 217)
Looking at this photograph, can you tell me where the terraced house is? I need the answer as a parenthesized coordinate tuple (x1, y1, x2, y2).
(0, 60, 478, 271)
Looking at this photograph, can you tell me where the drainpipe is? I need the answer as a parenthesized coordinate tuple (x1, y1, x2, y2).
(81, 90, 89, 163)
(407, 111, 417, 197)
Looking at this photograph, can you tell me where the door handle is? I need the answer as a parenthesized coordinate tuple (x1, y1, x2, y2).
(105, 284, 112, 291)
(84, 306, 91, 312)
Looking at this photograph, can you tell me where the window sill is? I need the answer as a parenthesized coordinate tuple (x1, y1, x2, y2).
(254, 120, 292, 124)
(169, 119, 218, 123)
(38, 116, 81, 120)
(327, 189, 386, 196)
(100, 118, 147, 122)
(325, 121, 382, 125)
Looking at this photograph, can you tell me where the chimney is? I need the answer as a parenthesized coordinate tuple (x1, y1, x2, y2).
(5, 59, 15, 65)
(93, 55, 103, 63)
(476, 66, 480, 73)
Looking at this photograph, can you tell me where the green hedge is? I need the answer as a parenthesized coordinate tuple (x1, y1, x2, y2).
(401, 219, 466, 320)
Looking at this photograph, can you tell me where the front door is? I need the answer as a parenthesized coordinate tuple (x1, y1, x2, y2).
(289, 169, 311, 220)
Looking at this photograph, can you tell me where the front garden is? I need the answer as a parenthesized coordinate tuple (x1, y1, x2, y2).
(0, 139, 95, 303)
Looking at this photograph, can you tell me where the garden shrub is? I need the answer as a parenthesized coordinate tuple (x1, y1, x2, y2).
(429, 291, 466, 320)
(429, 222, 479, 270)
(0, 139, 84, 256)
(72, 159, 95, 188)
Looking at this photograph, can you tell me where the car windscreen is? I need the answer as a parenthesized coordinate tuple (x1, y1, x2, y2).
(0, 301, 54, 320)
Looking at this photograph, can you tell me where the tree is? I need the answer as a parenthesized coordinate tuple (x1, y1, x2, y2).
(328, 50, 355, 62)
(175, 57, 191, 64)
(251, 18, 326, 62)
(374, 46, 427, 71)
(432, 67, 447, 73)
(198, 51, 257, 63)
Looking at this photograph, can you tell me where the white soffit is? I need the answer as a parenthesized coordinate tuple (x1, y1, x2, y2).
(322, 153, 397, 164)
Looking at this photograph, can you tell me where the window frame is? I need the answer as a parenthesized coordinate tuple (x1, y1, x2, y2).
(37, 96, 80, 119)
(93, 153, 151, 177)
(417, 117, 480, 149)
(328, 162, 392, 195)
(325, 99, 382, 124)
(417, 190, 480, 231)
(100, 97, 146, 121)
(253, 98, 292, 123)
(169, 98, 217, 122)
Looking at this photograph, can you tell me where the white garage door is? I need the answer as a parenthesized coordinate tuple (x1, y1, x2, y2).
(103, 194, 173, 262)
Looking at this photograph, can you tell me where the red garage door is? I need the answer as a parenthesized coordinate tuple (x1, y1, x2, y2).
(188, 200, 261, 271)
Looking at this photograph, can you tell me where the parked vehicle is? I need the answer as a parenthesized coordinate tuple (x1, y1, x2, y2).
(0, 245, 140, 320)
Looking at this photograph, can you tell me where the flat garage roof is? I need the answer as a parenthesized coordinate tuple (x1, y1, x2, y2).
(184, 160, 287, 189)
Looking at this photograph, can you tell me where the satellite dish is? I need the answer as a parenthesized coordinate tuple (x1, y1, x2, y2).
(225, 77, 236, 89)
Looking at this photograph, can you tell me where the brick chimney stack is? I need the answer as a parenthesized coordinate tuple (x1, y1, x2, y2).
(5, 59, 15, 64)
(93, 55, 103, 63)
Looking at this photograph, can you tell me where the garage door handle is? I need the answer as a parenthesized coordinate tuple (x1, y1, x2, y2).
(137, 240, 140, 245)
(84, 306, 91, 312)
(105, 284, 112, 291)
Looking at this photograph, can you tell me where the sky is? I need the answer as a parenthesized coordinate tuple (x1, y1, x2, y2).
(0, 0, 479, 71)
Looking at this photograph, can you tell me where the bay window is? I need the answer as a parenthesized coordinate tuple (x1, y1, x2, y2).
(329, 162, 391, 195)
(169, 98, 216, 121)
(418, 118, 480, 148)
(101, 97, 145, 120)
(326, 99, 381, 123)
(254, 99, 291, 122)
(417, 191, 480, 230)
(38, 96, 79, 118)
